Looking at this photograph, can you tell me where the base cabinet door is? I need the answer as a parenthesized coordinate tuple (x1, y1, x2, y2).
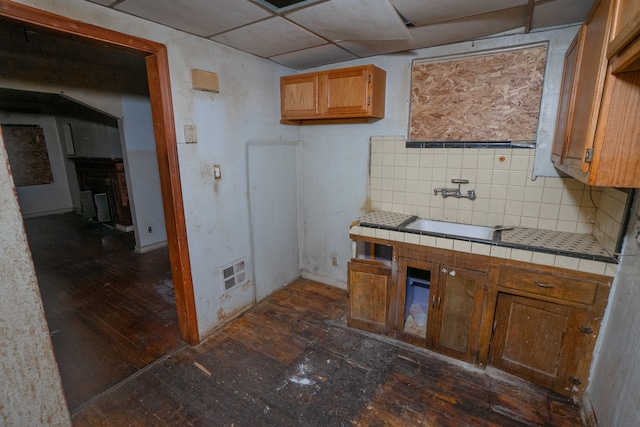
(347, 260, 391, 334)
(396, 257, 487, 363)
(489, 293, 588, 396)
(432, 266, 487, 363)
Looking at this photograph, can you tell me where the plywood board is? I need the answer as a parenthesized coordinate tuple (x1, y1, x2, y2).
(0, 124, 54, 186)
(409, 45, 547, 142)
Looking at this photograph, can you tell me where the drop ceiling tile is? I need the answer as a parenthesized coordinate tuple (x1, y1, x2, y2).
(390, 0, 528, 26)
(87, 0, 116, 5)
(286, 0, 410, 41)
(338, 39, 413, 58)
(114, 0, 272, 37)
(269, 44, 358, 69)
(531, 0, 596, 29)
(406, 7, 526, 48)
(340, 7, 526, 57)
(211, 17, 326, 58)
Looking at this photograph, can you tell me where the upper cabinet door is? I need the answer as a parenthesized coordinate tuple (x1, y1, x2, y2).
(562, 0, 612, 173)
(322, 67, 370, 116)
(608, 0, 640, 67)
(280, 74, 318, 119)
(552, 29, 582, 162)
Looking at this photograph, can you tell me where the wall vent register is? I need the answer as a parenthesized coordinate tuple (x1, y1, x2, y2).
(220, 257, 248, 291)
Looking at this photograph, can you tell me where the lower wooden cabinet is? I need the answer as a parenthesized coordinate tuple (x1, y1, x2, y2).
(489, 294, 589, 395)
(347, 235, 611, 398)
(395, 255, 487, 364)
(347, 259, 391, 334)
(489, 263, 610, 397)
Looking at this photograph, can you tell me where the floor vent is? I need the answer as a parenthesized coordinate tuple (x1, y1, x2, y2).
(220, 257, 248, 291)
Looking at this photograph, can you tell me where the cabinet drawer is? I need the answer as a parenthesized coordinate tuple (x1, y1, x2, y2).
(498, 266, 598, 306)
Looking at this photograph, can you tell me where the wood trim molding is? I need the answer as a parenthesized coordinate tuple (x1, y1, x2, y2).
(0, 0, 200, 344)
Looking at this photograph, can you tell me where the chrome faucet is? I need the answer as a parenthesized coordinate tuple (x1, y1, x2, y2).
(434, 179, 477, 200)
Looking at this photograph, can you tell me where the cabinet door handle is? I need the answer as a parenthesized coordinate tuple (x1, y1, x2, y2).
(437, 296, 441, 309)
(432, 295, 436, 309)
(441, 267, 456, 276)
(535, 281, 555, 288)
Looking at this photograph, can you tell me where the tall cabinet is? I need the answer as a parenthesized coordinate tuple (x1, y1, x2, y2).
(552, 0, 640, 187)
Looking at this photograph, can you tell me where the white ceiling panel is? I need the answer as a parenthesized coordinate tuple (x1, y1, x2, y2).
(532, 0, 596, 29)
(405, 7, 527, 49)
(269, 44, 358, 69)
(115, 0, 272, 37)
(337, 39, 414, 59)
(286, 0, 411, 41)
(85, 0, 595, 70)
(87, 0, 115, 5)
(211, 17, 326, 58)
(339, 7, 527, 57)
(390, 0, 528, 26)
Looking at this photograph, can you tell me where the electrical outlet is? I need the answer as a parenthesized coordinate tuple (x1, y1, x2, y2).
(148, 226, 152, 233)
(332, 254, 338, 266)
(184, 125, 197, 143)
(213, 164, 222, 180)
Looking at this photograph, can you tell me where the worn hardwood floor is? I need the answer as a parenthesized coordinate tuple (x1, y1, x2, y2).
(24, 213, 183, 413)
(72, 278, 584, 426)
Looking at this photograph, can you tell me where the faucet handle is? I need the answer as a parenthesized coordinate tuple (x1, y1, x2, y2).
(451, 179, 469, 184)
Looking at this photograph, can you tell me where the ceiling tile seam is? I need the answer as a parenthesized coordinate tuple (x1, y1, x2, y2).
(406, 5, 530, 29)
(204, 15, 277, 39)
(104, 0, 125, 7)
(266, 41, 361, 60)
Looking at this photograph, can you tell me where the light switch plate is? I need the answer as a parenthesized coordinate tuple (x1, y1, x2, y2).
(184, 125, 197, 143)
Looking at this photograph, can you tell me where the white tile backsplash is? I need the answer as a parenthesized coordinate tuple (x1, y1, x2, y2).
(369, 136, 627, 254)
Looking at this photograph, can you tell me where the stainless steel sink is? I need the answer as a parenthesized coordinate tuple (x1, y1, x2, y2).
(404, 219, 496, 240)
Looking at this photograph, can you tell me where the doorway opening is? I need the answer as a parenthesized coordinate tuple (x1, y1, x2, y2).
(0, 0, 199, 411)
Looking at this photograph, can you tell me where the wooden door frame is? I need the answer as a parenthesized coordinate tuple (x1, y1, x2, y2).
(0, 1, 200, 344)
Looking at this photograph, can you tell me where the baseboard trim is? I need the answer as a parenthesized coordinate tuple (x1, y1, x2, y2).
(579, 392, 598, 427)
(135, 240, 168, 253)
(300, 270, 346, 290)
(21, 208, 74, 219)
(116, 224, 134, 232)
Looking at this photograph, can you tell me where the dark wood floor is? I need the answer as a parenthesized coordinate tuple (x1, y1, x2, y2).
(71, 278, 584, 426)
(24, 213, 183, 413)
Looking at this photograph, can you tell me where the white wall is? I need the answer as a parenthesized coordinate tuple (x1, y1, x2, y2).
(120, 95, 167, 251)
(588, 194, 640, 425)
(299, 27, 578, 288)
(0, 108, 74, 217)
(248, 142, 300, 301)
(0, 133, 70, 426)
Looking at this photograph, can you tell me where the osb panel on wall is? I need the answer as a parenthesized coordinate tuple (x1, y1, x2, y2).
(1, 125, 54, 187)
(409, 45, 547, 142)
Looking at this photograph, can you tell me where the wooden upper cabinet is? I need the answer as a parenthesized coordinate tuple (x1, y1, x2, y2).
(552, 30, 581, 162)
(553, 0, 640, 187)
(280, 74, 318, 118)
(608, 0, 640, 71)
(280, 64, 386, 124)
